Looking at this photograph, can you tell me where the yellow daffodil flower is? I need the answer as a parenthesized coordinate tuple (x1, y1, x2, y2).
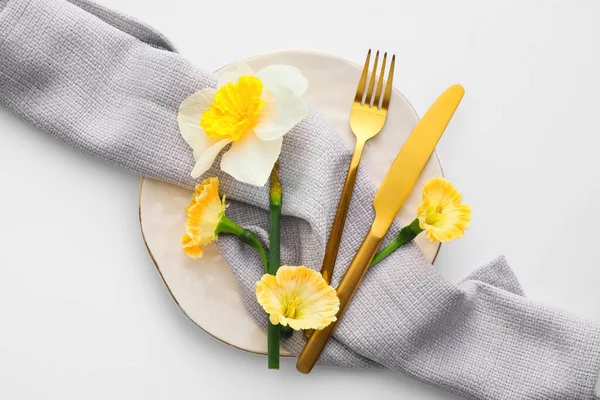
(181, 177, 227, 258)
(417, 177, 472, 243)
(256, 266, 340, 331)
(371, 177, 472, 266)
(178, 63, 309, 187)
(181, 177, 268, 268)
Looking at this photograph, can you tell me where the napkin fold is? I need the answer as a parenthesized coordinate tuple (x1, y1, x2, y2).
(1, 0, 600, 398)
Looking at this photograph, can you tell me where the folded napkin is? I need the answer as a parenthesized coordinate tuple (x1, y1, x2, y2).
(2, 0, 600, 398)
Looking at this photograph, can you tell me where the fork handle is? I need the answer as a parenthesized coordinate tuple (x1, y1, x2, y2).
(320, 139, 366, 284)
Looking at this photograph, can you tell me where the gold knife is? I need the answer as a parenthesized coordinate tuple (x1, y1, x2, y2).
(296, 84, 465, 374)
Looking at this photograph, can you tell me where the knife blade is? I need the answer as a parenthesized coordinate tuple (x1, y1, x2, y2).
(296, 84, 465, 374)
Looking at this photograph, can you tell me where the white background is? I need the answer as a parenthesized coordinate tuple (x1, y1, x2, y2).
(1, 0, 600, 399)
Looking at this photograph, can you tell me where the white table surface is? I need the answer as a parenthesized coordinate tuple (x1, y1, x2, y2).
(1, 0, 600, 399)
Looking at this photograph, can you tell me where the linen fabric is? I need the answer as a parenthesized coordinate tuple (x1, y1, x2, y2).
(1, 1, 599, 398)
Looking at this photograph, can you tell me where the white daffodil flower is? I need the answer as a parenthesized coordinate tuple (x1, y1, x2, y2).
(178, 63, 309, 186)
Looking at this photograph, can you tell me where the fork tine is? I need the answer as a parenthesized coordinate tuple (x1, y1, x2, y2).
(374, 52, 387, 109)
(366, 51, 379, 106)
(354, 49, 371, 103)
(381, 54, 395, 110)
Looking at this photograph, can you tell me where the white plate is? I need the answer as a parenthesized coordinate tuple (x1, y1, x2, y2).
(139, 50, 443, 356)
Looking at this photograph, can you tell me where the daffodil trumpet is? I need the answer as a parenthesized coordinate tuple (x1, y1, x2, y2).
(370, 177, 472, 267)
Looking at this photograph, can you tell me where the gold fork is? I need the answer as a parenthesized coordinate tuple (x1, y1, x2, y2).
(320, 49, 396, 284)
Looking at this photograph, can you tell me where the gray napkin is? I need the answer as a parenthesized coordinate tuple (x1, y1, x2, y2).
(1, 0, 600, 398)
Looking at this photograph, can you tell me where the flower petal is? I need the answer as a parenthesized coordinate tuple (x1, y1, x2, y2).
(220, 133, 282, 186)
(177, 89, 217, 148)
(217, 62, 255, 88)
(181, 177, 226, 259)
(191, 138, 232, 178)
(181, 234, 204, 259)
(421, 177, 463, 206)
(253, 86, 308, 141)
(256, 65, 309, 97)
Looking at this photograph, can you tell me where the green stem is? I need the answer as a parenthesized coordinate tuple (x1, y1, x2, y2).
(267, 322, 280, 369)
(370, 218, 423, 267)
(267, 161, 283, 370)
(268, 165, 282, 276)
(280, 325, 293, 339)
(218, 216, 268, 273)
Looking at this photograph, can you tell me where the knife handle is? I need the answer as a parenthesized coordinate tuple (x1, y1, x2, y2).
(296, 226, 384, 374)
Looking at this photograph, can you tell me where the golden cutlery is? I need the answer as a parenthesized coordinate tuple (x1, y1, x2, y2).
(320, 49, 396, 285)
(297, 84, 465, 374)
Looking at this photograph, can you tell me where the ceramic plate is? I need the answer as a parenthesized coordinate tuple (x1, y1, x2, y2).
(139, 50, 443, 356)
